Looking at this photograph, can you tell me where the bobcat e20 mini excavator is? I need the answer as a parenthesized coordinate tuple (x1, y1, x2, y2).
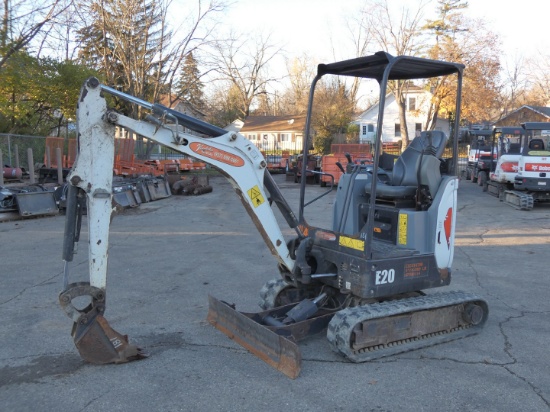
(59, 52, 488, 379)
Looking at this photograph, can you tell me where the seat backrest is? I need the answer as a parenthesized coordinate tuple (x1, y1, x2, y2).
(419, 155, 442, 198)
(508, 143, 521, 154)
(391, 131, 447, 186)
(529, 139, 544, 150)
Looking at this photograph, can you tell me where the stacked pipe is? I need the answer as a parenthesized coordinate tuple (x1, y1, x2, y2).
(170, 175, 212, 196)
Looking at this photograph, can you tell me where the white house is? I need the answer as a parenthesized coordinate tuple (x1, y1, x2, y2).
(355, 85, 450, 144)
(240, 115, 305, 152)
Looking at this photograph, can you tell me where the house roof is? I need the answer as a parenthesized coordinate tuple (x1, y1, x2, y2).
(525, 105, 550, 118)
(241, 115, 306, 133)
(495, 105, 550, 125)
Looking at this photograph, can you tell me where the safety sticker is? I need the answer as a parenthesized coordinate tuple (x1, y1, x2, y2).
(248, 185, 265, 208)
(339, 235, 364, 251)
(398, 213, 407, 245)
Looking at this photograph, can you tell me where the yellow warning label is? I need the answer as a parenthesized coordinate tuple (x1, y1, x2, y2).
(398, 213, 408, 245)
(247, 185, 265, 208)
(339, 235, 364, 251)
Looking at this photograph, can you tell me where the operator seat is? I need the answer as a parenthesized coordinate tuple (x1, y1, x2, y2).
(528, 139, 544, 151)
(365, 131, 448, 199)
(508, 143, 521, 154)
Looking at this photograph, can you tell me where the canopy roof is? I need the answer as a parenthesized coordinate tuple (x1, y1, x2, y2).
(317, 51, 464, 81)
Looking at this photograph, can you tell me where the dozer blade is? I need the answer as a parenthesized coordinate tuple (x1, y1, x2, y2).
(72, 313, 148, 364)
(207, 295, 302, 379)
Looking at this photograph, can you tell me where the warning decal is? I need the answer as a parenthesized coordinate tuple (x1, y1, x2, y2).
(339, 235, 364, 251)
(247, 185, 265, 208)
(404, 261, 429, 278)
(398, 213, 407, 245)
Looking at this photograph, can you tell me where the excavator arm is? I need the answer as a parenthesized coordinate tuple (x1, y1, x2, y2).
(59, 77, 302, 364)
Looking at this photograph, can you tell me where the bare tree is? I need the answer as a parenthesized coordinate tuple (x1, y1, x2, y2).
(499, 54, 530, 116)
(276, 55, 316, 115)
(210, 30, 284, 119)
(345, 10, 376, 110)
(524, 51, 550, 107)
(359, 0, 428, 149)
(0, 0, 67, 69)
(76, 0, 224, 112)
(158, 0, 225, 106)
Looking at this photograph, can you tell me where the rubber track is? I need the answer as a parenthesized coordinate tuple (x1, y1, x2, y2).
(326, 291, 488, 363)
(258, 279, 289, 310)
(504, 190, 534, 210)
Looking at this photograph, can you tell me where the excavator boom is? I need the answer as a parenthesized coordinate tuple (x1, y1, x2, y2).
(60, 77, 302, 364)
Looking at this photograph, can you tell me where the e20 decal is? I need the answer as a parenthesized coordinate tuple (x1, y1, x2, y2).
(375, 269, 395, 285)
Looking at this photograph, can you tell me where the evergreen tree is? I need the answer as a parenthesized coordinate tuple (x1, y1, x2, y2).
(75, 0, 171, 116)
(176, 52, 205, 110)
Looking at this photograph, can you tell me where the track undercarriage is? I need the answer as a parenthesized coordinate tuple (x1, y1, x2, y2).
(208, 279, 488, 378)
(503, 190, 534, 210)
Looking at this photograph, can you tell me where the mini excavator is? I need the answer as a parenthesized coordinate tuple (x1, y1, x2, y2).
(59, 52, 488, 378)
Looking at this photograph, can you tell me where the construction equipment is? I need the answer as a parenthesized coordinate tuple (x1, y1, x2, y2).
(484, 126, 524, 197)
(500, 122, 550, 210)
(0, 184, 58, 219)
(462, 129, 492, 183)
(59, 52, 488, 379)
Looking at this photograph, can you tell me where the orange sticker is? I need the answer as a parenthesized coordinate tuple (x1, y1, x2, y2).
(404, 261, 428, 278)
(500, 162, 518, 172)
(189, 142, 245, 167)
(315, 230, 337, 241)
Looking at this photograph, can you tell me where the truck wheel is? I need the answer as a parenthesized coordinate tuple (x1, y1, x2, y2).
(471, 170, 477, 183)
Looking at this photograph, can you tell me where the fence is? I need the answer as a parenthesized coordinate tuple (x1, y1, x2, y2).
(0, 134, 52, 171)
(1, 132, 473, 181)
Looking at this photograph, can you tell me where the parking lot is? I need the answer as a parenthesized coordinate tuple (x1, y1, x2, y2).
(1, 173, 549, 412)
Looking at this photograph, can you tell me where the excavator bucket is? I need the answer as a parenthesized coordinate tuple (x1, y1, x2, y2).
(59, 283, 148, 365)
(72, 313, 148, 364)
(207, 295, 302, 379)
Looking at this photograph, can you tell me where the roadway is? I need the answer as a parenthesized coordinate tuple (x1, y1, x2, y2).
(1, 173, 549, 411)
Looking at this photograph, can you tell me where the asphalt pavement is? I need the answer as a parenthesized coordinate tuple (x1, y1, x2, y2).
(1, 173, 549, 412)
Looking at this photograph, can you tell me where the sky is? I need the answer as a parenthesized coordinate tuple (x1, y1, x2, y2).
(222, 0, 547, 72)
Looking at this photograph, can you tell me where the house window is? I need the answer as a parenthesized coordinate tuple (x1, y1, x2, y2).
(368, 124, 374, 132)
(408, 97, 416, 111)
(280, 133, 289, 142)
(395, 124, 401, 137)
(362, 125, 367, 135)
(248, 134, 257, 141)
